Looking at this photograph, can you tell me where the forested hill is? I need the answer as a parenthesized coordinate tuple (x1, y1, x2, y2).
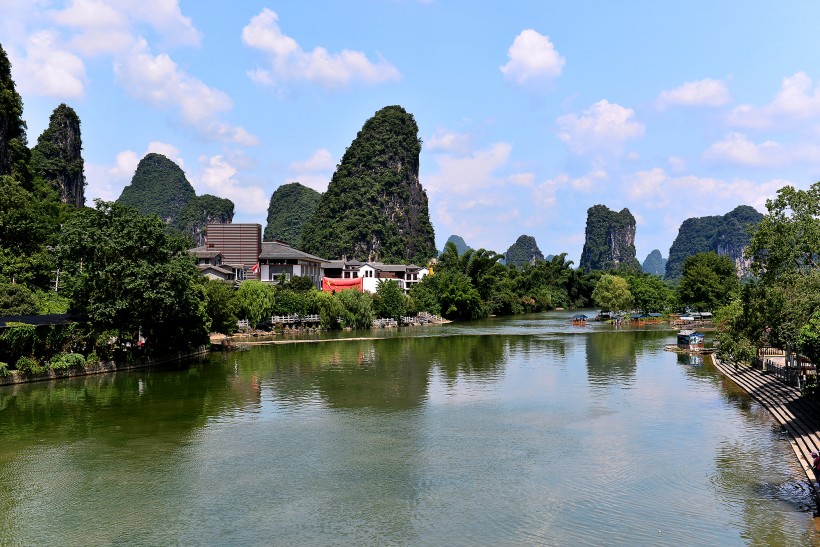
(264, 182, 321, 246)
(117, 153, 195, 223)
(579, 205, 640, 272)
(116, 153, 233, 245)
(445, 234, 470, 256)
(665, 205, 763, 280)
(300, 105, 436, 264)
(31, 103, 85, 208)
(642, 250, 666, 276)
(505, 235, 544, 268)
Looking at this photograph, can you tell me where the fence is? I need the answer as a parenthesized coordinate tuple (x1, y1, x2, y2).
(754, 355, 816, 389)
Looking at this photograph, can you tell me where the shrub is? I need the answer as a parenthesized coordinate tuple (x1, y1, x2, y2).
(86, 352, 101, 367)
(15, 356, 46, 376)
(0, 362, 10, 378)
(50, 353, 86, 370)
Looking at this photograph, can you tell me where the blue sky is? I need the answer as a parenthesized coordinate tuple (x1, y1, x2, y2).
(4, 1, 820, 265)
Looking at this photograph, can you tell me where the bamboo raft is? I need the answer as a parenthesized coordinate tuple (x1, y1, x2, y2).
(711, 355, 820, 518)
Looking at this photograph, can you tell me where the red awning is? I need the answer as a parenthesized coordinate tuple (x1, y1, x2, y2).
(322, 277, 363, 293)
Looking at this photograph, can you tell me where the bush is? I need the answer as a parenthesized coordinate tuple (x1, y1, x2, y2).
(15, 356, 46, 376)
(50, 353, 86, 370)
(86, 352, 101, 367)
(0, 362, 10, 377)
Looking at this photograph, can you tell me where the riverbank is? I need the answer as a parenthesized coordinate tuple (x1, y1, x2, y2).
(0, 345, 209, 387)
(711, 355, 820, 518)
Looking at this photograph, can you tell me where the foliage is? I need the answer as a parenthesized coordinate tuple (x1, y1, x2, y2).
(204, 279, 238, 334)
(301, 105, 436, 264)
(592, 274, 633, 312)
(174, 194, 234, 247)
(676, 252, 738, 311)
(0, 323, 37, 362)
(714, 298, 758, 365)
(579, 205, 641, 272)
(0, 283, 38, 315)
(641, 250, 666, 276)
(666, 205, 762, 280)
(32, 290, 71, 314)
(626, 273, 673, 313)
(335, 289, 374, 329)
(438, 272, 487, 320)
(797, 310, 820, 366)
(30, 103, 85, 207)
(234, 280, 275, 328)
(49, 352, 85, 370)
(0, 44, 32, 189)
(315, 291, 346, 329)
(505, 235, 544, 268)
(374, 279, 406, 322)
(0, 362, 9, 377)
(57, 200, 210, 354)
(408, 275, 441, 316)
(271, 287, 310, 316)
(15, 356, 44, 376)
(280, 275, 316, 292)
(444, 234, 470, 256)
(116, 153, 195, 224)
(747, 183, 820, 282)
(263, 182, 322, 247)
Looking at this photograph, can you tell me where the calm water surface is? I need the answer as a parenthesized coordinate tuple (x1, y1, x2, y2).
(1, 311, 818, 545)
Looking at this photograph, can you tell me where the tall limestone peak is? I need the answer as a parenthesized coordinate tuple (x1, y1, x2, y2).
(0, 43, 32, 189)
(579, 205, 640, 272)
(31, 103, 85, 207)
(642, 249, 667, 276)
(665, 205, 763, 280)
(175, 194, 234, 247)
(264, 182, 322, 247)
(506, 235, 545, 268)
(445, 234, 471, 256)
(300, 105, 436, 263)
(117, 152, 196, 224)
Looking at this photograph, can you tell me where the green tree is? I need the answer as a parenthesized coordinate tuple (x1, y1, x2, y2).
(627, 273, 673, 313)
(438, 272, 487, 320)
(0, 283, 38, 315)
(204, 279, 237, 334)
(335, 289, 374, 329)
(592, 274, 633, 312)
(0, 44, 32, 189)
(57, 200, 210, 353)
(374, 279, 406, 322)
(677, 252, 738, 311)
(747, 183, 820, 282)
(234, 280, 275, 328)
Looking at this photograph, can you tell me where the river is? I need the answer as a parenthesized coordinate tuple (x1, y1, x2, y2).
(0, 311, 817, 545)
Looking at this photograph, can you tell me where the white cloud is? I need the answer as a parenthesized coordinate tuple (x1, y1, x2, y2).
(114, 40, 258, 145)
(108, 150, 141, 180)
(656, 78, 731, 109)
(532, 169, 606, 208)
(625, 166, 787, 212)
(242, 8, 401, 89)
(668, 156, 687, 173)
(728, 72, 820, 129)
(193, 155, 268, 215)
(556, 100, 644, 154)
(570, 169, 607, 191)
(146, 141, 184, 168)
(702, 132, 820, 168)
(500, 29, 564, 86)
(507, 172, 535, 187)
(426, 129, 472, 153)
(423, 143, 512, 194)
(10, 30, 86, 98)
(289, 148, 335, 172)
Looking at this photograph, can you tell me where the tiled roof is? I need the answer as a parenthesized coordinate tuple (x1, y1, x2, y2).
(259, 241, 329, 262)
(188, 246, 222, 259)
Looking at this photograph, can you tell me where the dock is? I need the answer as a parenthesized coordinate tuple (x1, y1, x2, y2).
(712, 355, 820, 516)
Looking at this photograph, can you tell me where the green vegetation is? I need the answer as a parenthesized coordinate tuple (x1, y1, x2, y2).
(641, 249, 666, 276)
(0, 283, 38, 315)
(665, 205, 762, 280)
(0, 44, 32, 189)
(117, 153, 195, 223)
(234, 280, 276, 329)
(444, 234, 470, 256)
(174, 194, 234, 246)
(264, 182, 322, 246)
(373, 280, 407, 323)
(57, 200, 210, 355)
(301, 105, 436, 263)
(579, 205, 641, 272)
(592, 274, 633, 312)
(717, 184, 820, 399)
(505, 234, 544, 268)
(30, 103, 85, 207)
(676, 252, 738, 311)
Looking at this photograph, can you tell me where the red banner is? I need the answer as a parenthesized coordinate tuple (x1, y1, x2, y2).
(322, 277, 363, 293)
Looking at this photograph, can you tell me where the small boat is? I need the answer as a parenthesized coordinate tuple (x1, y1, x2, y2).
(571, 313, 588, 325)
